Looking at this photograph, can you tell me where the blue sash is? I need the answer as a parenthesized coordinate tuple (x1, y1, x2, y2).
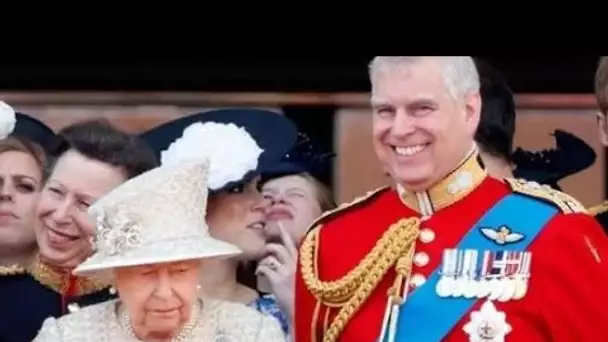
(391, 193, 558, 342)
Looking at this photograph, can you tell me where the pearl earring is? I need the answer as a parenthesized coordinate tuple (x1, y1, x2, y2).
(109, 287, 117, 295)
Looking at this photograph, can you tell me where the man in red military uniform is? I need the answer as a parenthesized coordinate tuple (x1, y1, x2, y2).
(294, 56, 608, 342)
(589, 56, 608, 235)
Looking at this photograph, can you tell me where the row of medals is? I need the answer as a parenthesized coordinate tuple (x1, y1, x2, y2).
(433, 249, 532, 302)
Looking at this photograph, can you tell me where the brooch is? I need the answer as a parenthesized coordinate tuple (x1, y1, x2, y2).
(462, 300, 512, 341)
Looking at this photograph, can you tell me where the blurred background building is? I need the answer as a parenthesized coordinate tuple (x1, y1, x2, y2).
(0, 56, 603, 206)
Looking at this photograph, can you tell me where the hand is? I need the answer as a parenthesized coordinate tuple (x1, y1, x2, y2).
(256, 221, 298, 322)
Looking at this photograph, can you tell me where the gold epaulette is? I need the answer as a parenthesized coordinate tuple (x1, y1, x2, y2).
(505, 178, 587, 214)
(0, 264, 27, 276)
(306, 186, 390, 234)
(588, 201, 608, 216)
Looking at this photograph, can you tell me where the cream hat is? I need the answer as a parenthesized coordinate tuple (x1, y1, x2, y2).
(73, 159, 241, 277)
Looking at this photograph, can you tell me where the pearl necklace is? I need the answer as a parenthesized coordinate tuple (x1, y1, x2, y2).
(119, 302, 200, 341)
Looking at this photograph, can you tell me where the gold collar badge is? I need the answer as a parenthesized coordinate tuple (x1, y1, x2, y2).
(397, 149, 487, 214)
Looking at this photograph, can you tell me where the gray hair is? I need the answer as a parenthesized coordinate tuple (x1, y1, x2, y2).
(368, 56, 480, 100)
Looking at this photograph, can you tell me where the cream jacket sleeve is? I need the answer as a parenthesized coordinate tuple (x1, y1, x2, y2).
(32, 317, 63, 342)
(252, 313, 286, 342)
(213, 300, 286, 342)
(30, 299, 286, 342)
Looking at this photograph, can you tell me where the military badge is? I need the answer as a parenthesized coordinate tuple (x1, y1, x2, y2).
(436, 248, 531, 302)
(447, 171, 474, 195)
(480, 226, 525, 245)
(462, 300, 512, 342)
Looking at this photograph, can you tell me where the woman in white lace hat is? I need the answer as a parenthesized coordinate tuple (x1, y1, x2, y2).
(32, 159, 286, 341)
(140, 108, 298, 337)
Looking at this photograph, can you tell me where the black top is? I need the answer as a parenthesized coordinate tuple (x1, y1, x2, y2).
(0, 57, 598, 93)
(0, 264, 115, 342)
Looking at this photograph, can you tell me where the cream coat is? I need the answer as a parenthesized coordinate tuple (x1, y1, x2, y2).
(33, 298, 286, 342)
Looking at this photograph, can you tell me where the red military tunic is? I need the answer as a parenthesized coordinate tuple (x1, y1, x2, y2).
(294, 154, 608, 342)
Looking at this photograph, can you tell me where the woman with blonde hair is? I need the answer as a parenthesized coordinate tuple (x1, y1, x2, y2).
(254, 131, 337, 337)
(33, 158, 285, 341)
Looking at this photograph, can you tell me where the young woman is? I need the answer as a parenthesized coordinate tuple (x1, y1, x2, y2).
(0, 105, 54, 270)
(255, 132, 337, 337)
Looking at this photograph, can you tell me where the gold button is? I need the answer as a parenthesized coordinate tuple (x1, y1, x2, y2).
(414, 252, 430, 267)
(419, 228, 435, 243)
(410, 273, 427, 288)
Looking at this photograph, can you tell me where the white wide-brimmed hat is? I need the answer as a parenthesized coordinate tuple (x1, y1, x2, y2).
(73, 159, 242, 278)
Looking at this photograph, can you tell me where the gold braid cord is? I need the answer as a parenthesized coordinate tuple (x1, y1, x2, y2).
(0, 264, 26, 276)
(300, 217, 421, 342)
(505, 178, 587, 214)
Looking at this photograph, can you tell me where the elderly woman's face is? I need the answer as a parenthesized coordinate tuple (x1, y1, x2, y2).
(0, 150, 44, 254)
(35, 150, 127, 269)
(206, 178, 268, 260)
(262, 174, 322, 244)
(114, 260, 201, 339)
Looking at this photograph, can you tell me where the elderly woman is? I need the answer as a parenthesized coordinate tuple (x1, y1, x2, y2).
(140, 108, 298, 336)
(33, 159, 286, 341)
(0, 118, 158, 342)
(0, 101, 54, 270)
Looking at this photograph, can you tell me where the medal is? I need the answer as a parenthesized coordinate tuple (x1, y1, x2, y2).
(487, 278, 504, 301)
(512, 252, 532, 300)
(437, 248, 532, 303)
(513, 279, 528, 300)
(476, 250, 492, 298)
(476, 280, 491, 299)
(497, 278, 516, 302)
(436, 278, 452, 298)
(497, 251, 524, 302)
(451, 249, 466, 298)
(462, 249, 479, 299)
(480, 250, 524, 302)
(436, 249, 457, 297)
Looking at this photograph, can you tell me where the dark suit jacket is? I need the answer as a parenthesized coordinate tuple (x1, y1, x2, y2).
(0, 260, 115, 342)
